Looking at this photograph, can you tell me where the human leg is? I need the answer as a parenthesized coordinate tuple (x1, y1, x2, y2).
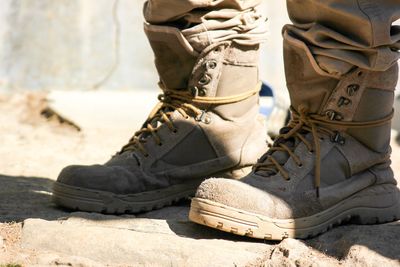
(189, 0, 400, 239)
(52, 0, 269, 213)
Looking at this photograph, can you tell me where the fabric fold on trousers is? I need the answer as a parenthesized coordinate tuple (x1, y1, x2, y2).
(285, 0, 400, 77)
(143, 0, 268, 52)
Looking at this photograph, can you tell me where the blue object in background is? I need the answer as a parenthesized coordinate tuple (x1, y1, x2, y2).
(259, 82, 274, 116)
(260, 82, 274, 97)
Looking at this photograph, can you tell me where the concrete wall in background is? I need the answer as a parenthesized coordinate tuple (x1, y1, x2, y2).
(0, 0, 157, 90)
(0, 0, 289, 93)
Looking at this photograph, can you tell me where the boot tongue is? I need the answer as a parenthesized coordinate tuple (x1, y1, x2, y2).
(257, 127, 299, 176)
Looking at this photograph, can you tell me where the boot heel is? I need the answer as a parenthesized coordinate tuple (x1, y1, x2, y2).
(350, 184, 400, 225)
(351, 203, 400, 224)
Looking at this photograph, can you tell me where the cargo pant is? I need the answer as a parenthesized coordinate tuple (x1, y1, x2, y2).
(143, 0, 400, 77)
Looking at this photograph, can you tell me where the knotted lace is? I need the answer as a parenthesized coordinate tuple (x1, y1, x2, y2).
(254, 104, 394, 197)
(119, 82, 261, 156)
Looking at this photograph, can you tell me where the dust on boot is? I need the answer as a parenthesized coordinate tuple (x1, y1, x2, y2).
(52, 24, 268, 214)
(189, 34, 400, 240)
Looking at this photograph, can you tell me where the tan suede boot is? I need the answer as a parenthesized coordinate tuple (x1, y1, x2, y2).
(52, 24, 268, 214)
(189, 41, 400, 240)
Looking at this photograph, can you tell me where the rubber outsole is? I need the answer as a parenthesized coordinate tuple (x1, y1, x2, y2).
(189, 186, 400, 240)
(53, 180, 203, 214)
(52, 164, 253, 214)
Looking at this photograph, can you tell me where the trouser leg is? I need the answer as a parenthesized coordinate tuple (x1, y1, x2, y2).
(53, 1, 271, 214)
(142, 0, 270, 119)
(188, 0, 400, 241)
(284, 0, 400, 76)
(143, 0, 268, 52)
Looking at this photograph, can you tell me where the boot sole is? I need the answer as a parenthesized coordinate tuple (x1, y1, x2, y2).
(53, 180, 203, 214)
(52, 166, 253, 214)
(189, 184, 400, 240)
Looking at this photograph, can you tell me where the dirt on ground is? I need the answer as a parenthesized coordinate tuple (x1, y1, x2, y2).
(0, 92, 399, 267)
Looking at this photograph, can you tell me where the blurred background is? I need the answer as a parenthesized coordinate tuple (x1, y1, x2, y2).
(0, 1, 288, 93)
(0, 0, 292, 135)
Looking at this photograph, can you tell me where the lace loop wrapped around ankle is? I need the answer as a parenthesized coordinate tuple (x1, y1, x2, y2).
(119, 82, 261, 155)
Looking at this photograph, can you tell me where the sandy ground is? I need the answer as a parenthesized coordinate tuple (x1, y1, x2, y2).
(0, 91, 399, 266)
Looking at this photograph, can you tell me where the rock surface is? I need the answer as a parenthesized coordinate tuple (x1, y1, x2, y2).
(17, 212, 400, 267)
(0, 92, 399, 266)
(21, 215, 268, 267)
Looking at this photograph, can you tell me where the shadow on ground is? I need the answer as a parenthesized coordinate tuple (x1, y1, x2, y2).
(1, 174, 399, 263)
(0, 175, 69, 222)
(0, 174, 262, 244)
(306, 220, 400, 261)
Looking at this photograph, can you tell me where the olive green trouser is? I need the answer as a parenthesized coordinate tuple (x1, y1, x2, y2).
(144, 0, 400, 76)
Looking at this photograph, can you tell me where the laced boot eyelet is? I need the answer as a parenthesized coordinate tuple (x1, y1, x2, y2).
(325, 110, 342, 121)
(196, 111, 212, 124)
(198, 88, 207, 96)
(205, 60, 217, 70)
(199, 75, 211, 86)
(347, 84, 360, 96)
(337, 97, 351, 107)
(330, 131, 346, 145)
(214, 46, 222, 53)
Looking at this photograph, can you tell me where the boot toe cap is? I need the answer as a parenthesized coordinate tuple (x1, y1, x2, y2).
(195, 178, 292, 219)
(57, 164, 138, 194)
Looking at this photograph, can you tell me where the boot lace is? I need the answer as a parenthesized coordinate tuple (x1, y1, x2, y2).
(254, 104, 393, 197)
(119, 83, 261, 156)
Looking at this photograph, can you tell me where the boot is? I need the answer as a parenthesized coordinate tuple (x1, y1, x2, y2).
(52, 24, 268, 214)
(189, 36, 400, 240)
